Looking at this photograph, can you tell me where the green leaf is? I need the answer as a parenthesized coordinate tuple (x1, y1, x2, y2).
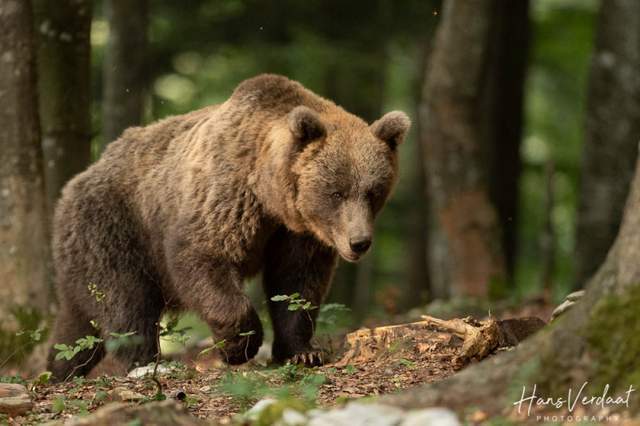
(52, 397, 66, 414)
(288, 304, 300, 311)
(109, 331, 136, 338)
(238, 330, 255, 337)
(270, 295, 289, 302)
(34, 371, 52, 385)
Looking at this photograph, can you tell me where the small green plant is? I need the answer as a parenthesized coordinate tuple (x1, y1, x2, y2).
(238, 330, 256, 361)
(105, 331, 143, 353)
(87, 283, 106, 302)
(316, 303, 351, 329)
(277, 363, 300, 383)
(0, 306, 46, 366)
(398, 358, 416, 369)
(93, 390, 109, 404)
(299, 373, 326, 402)
(33, 371, 52, 386)
(0, 375, 26, 385)
(271, 293, 318, 333)
(271, 293, 316, 312)
(159, 315, 192, 346)
(198, 338, 226, 357)
(220, 371, 268, 410)
(52, 396, 66, 414)
(54, 335, 103, 361)
(343, 364, 358, 374)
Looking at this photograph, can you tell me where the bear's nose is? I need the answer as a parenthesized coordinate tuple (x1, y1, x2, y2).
(349, 236, 372, 254)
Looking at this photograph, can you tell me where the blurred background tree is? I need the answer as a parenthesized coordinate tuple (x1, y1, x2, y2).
(0, 0, 50, 322)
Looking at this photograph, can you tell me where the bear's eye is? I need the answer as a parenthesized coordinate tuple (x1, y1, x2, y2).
(331, 191, 345, 200)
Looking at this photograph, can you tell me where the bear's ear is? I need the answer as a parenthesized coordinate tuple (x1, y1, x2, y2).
(287, 106, 326, 145)
(370, 111, 411, 149)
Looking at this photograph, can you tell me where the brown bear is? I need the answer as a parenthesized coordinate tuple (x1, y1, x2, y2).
(47, 74, 410, 380)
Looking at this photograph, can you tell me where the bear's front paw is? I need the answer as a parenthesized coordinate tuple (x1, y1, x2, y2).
(286, 349, 325, 367)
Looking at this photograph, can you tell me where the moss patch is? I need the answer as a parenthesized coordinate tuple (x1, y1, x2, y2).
(585, 284, 640, 399)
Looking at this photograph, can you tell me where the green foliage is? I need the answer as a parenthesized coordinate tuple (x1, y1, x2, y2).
(198, 338, 226, 357)
(159, 315, 193, 347)
(397, 358, 416, 369)
(0, 306, 47, 366)
(220, 371, 266, 410)
(316, 303, 351, 330)
(105, 331, 143, 353)
(0, 375, 27, 385)
(52, 397, 66, 414)
(34, 371, 52, 386)
(220, 365, 327, 412)
(271, 293, 316, 312)
(54, 335, 103, 361)
(87, 282, 106, 302)
(585, 285, 640, 393)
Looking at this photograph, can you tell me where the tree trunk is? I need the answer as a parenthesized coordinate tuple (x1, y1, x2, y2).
(407, 40, 433, 304)
(0, 0, 50, 317)
(33, 0, 92, 215)
(382, 153, 640, 417)
(574, 0, 640, 289)
(420, 0, 506, 298)
(101, 0, 148, 149)
(482, 0, 530, 281)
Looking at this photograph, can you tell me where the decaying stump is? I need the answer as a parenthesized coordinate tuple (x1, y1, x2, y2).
(335, 315, 545, 367)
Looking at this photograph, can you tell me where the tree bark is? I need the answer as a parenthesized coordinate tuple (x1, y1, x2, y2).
(0, 0, 50, 317)
(382, 153, 640, 417)
(407, 40, 433, 304)
(574, 0, 640, 289)
(482, 0, 530, 281)
(33, 0, 92, 215)
(101, 0, 148, 149)
(421, 0, 506, 298)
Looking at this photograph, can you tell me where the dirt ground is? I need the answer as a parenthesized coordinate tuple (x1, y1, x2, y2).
(2, 299, 556, 425)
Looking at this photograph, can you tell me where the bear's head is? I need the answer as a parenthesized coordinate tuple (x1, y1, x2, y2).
(261, 104, 410, 262)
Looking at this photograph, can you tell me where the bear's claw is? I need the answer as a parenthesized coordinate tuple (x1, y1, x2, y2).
(287, 350, 324, 367)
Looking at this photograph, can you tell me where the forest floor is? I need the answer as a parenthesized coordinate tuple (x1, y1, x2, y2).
(1, 298, 556, 425)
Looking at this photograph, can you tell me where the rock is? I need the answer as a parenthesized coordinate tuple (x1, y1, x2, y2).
(107, 387, 146, 402)
(47, 400, 208, 426)
(401, 408, 461, 426)
(244, 398, 277, 421)
(308, 402, 404, 426)
(0, 383, 33, 417)
(278, 408, 308, 426)
(127, 363, 175, 378)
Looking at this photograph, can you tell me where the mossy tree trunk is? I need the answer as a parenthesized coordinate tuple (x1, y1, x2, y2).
(382, 153, 640, 417)
(420, 0, 506, 298)
(574, 0, 640, 289)
(101, 0, 148, 150)
(33, 0, 92, 215)
(0, 0, 50, 319)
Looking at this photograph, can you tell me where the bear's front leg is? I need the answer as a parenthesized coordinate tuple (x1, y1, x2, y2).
(263, 228, 338, 366)
(166, 242, 263, 365)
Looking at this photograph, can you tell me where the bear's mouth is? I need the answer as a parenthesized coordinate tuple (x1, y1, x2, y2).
(341, 252, 361, 262)
(336, 247, 363, 263)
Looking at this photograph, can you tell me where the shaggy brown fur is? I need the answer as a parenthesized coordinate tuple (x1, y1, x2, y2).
(47, 74, 411, 380)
